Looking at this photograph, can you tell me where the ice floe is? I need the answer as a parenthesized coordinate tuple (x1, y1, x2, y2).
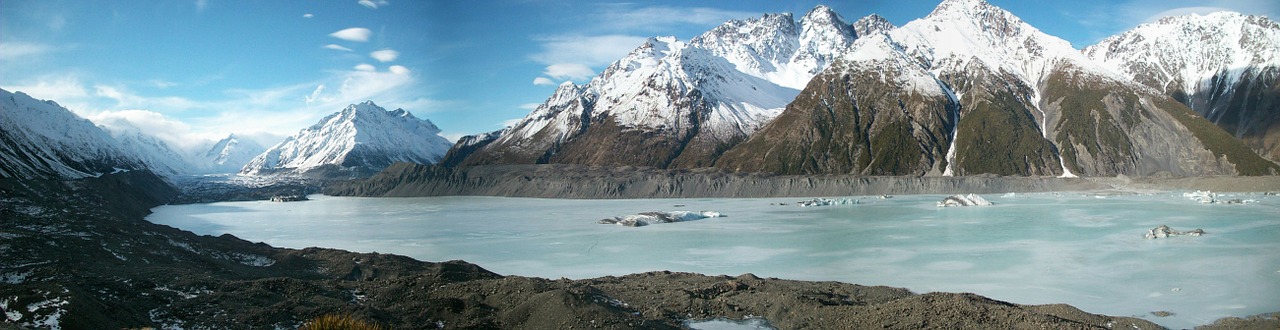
(937, 194, 993, 207)
(1144, 225, 1204, 239)
(598, 211, 724, 227)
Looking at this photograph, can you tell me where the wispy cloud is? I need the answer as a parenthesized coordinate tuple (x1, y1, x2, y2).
(354, 63, 376, 71)
(370, 49, 399, 62)
(0, 41, 59, 59)
(542, 63, 594, 81)
(358, 0, 388, 9)
(531, 77, 556, 86)
(195, 0, 208, 13)
(329, 27, 372, 42)
(303, 13, 314, 18)
(529, 35, 647, 67)
(592, 4, 756, 32)
(323, 44, 353, 51)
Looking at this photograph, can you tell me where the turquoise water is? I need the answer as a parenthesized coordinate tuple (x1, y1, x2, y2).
(147, 192, 1280, 328)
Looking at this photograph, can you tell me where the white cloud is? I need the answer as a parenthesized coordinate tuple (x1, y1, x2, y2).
(501, 117, 523, 128)
(2, 75, 90, 105)
(89, 109, 211, 152)
(543, 63, 594, 81)
(0, 42, 58, 59)
(303, 13, 314, 18)
(305, 84, 326, 105)
(354, 63, 376, 71)
(529, 34, 647, 68)
(518, 103, 541, 110)
(94, 85, 199, 111)
(594, 5, 756, 32)
(532, 77, 556, 86)
(323, 44, 353, 52)
(358, 0, 389, 9)
(329, 27, 371, 42)
(388, 65, 410, 75)
(370, 49, 399, 62)
(1141, 6, 1233, 22)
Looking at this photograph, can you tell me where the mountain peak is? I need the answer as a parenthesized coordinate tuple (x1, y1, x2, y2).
(800, 5, 840, 24)
(853, 14, 895, 37)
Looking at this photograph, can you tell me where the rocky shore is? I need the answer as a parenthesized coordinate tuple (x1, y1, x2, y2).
(4, 168, 1279, 329)
(325, 163, 1280, 198)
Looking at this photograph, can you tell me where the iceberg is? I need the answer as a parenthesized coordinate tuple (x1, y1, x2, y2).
(1144, 225, 1204, 239)
(598, 211, 724, 227)
(937, 194, 993, 207)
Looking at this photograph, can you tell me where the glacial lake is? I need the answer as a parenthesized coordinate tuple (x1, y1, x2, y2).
(146, 192, 1280, 328)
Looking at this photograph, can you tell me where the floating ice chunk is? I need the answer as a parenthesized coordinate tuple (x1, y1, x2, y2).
(598, 211, 724, 227)
(1144, 225, 1204, 239)
(795, 198, 857, 207)
(937, 194, 993, 207)
(1183, 190, 1216, 204)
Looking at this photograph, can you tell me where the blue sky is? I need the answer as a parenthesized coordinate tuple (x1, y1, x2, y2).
(2, 0, 1276, 151)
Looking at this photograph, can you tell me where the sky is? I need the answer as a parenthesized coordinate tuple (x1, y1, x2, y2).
(2, 0, 1277, 152)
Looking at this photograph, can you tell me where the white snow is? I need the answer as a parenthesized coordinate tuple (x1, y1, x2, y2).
(484, 6, 867, 156)
(241, 101, 453, 176)
(1084, 12, 1280, 100)
(0, 88, 145, 179)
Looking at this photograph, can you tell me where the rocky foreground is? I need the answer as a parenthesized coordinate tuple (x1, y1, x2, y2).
(3, 170, 1279, 329)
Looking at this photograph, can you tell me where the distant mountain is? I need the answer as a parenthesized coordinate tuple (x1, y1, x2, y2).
(446, 6, 889, 168)
(196, 134, 265, 174)
(716, 0, 1277, 176)
(0, 88, 146, 180)
(240, 101, 453, 178)
(1084, 12, 1280, 163)
(93, 116, 192, 178)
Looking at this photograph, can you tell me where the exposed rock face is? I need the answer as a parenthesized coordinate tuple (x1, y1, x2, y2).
(1084, 12, 1280, 163)
(716, 0, 1278, 177)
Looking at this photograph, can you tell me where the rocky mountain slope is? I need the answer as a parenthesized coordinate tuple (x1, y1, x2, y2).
(446, 6, 887, 168)
(240, 101, 453, 178)
(1084, 12, 1280, 163)
(716, 0, 1278, 176)
(92, 116, 193, 178)
(0, 88, 146, 180)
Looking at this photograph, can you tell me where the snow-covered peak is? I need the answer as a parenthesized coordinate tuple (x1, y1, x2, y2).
(0, 88, 143, 179)
(852, 14, 895, 37)
(240, 101, 453, 177)
(890, 0, 1122, 89)
(1083, 11, 1280, 94)
(199, 133, 265, 174)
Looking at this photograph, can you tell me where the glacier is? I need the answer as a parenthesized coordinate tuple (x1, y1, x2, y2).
(148, 192, 1280, 329)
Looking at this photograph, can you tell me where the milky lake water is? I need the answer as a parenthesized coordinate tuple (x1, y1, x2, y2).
(146, 192, 1280, 328)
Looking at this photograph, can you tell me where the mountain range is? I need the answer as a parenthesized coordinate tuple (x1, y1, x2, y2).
(3, 0, 1277, 180)
(444, 0, 1279, 177)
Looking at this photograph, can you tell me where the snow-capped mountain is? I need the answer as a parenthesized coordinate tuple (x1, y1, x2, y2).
(0, 88, 146, 180)
(240, 101, 453, 178)
(1084, 12, 1280, 162)
(197, 134, 265, 174)
(93, 116, 192, 178)
(446, 5, 878, 168)
(717, 0, 1278, 176)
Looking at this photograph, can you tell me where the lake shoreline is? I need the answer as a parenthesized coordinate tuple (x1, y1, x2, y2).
(325, 163, 1280, 199)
